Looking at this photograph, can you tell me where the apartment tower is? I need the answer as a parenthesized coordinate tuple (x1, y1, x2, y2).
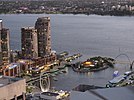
(0, 19, 10, 65)
(21, 27, 38, 59)
(35, 17, 51, 57)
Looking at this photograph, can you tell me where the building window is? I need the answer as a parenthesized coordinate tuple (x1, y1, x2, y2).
(1, 43, 8, 51)
(1, 33, 7, 40)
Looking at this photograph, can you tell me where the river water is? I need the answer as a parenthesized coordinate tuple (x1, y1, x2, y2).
(0, 14, 134, 90)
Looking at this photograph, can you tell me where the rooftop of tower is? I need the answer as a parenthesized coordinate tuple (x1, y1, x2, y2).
(21, 27, 35, 30)
(37, 17, 50, 21)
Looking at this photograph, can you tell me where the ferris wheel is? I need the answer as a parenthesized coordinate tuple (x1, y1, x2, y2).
(40, 72, 50, 92)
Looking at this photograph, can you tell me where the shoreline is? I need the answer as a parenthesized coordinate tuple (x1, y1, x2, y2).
(0, 13, 134, 17)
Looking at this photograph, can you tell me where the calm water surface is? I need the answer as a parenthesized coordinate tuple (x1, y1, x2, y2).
(0, 14, 134, 90)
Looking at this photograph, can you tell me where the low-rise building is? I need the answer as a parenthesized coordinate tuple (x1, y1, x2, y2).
(0, 76, 26, 100)
(17, 54, 57, 74)
(3, 63, 21, 77)
(70, 86, 134, 100)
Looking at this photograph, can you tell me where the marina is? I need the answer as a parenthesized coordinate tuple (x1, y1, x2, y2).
(0, 14, 134, 99)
